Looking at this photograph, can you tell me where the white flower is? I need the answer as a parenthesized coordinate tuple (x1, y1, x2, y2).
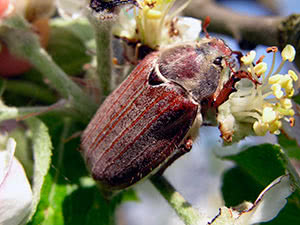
(217, 45, 298, 142)
(0, 138, 32, 225)
(56, 0, 88, 19)
(209, 175, 293, 225)
(112, 0, 201, 49)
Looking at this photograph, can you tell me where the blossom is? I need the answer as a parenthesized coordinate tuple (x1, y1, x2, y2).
(209, 175, 293, 225)
(56, 0, 88, 19)
(0, 138, 32, 225)
(217, 45, 298, 142)
(112, 0, 201, 49)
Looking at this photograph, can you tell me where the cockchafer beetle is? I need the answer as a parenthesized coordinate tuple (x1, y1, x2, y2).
(81, 37, 238, 191)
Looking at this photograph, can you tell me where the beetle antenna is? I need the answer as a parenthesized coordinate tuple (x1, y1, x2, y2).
(203, 16, 211, 38)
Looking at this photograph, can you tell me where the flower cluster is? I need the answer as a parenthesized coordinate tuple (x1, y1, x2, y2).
(218, 45, 298, 141)
(113, 0, 200, 49)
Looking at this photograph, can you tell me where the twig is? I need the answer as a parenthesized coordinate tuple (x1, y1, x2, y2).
(150, 175, 206, 225)
(183, 0, 300, 68)
(184, 0, 282, 46)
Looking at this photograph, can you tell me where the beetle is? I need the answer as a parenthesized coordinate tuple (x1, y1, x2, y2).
(81, 38, 236, 191)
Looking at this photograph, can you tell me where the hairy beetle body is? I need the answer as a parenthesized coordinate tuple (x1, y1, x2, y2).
(81, 38, 232, 190)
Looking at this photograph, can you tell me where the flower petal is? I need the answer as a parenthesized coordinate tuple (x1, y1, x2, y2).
(175, 17, 201, 42)
(239, 175, 293, 224)
(56, 0, 87, 19)
(209, 175, 293, 225)
(0, 138, 32, 225)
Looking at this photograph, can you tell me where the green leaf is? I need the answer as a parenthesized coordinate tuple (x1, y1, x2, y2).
(26, 117, 52, 221)
(28, 117, 138, 225)
(28, 172, 69, 225)
(224, 144, 286, 186)
(2, 79, 57, 104)
(221, 144, 300, 224)
(47, 20, 92, 76)
(64, 187, 138, 225)
(28, 119, 75, 225)
(221, 166, 262, 207)
(278, 133, 300, 160)
(51, 19, 94, 44)
(293, 94, 300, 105)
(10, 127, 33, 179)
(222, 168, 300, 224)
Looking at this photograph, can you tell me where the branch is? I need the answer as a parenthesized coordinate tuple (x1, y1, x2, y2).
(184, 0, 282, 46)
(183, 0, 300, 68)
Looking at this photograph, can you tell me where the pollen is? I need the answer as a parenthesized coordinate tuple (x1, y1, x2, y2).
(281, 44, 296, 62)
(262, 107, 276, 123)
(254, 62, 267, 76)
(271, 83, 283, 99)
(241, 50, 256, 65)
(288, 70, 298, 81)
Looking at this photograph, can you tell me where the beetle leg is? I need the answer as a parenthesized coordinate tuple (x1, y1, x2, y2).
(212, 70, 260, 108)
(212, 75, 240, 108)
(156, 138, 193, 176)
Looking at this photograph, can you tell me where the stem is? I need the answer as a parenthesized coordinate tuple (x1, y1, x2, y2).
(1, 16, 98, 118)
(150, 175, 205, 225)
(88, 15, 114, 97)
(27, 47, 97, 118)
(0, 100, 80, 121)
(3, 79, 57, 103)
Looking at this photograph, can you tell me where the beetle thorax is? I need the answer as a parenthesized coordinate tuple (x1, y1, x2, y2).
(157, 40, 231, 104)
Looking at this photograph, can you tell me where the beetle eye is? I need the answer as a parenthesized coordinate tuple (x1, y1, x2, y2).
(213, 56, 223, 66)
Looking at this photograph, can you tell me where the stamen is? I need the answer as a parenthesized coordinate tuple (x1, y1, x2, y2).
(273, 60, 286, 75)
(262, 91, 273, 99)
(256, 55, 265, 64)
(265, 50, 276, 81)
(266, 46, 278, 53)
(289, 117, 295, 126)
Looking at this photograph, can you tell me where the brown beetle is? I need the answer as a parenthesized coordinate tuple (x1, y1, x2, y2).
(81, 38, 234, 190)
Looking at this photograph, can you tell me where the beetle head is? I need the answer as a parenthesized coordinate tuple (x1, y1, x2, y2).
(156, 38, 232, 104)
